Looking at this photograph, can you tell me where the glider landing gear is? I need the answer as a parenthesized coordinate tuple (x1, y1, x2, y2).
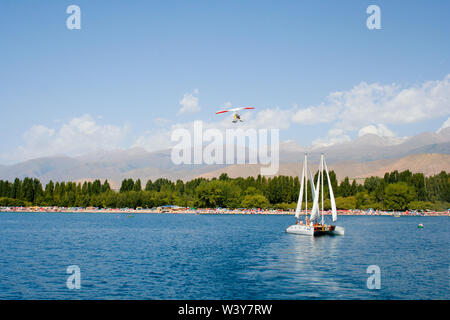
(232, 113, 244, 123)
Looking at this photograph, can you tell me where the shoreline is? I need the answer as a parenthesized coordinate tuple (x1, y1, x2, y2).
(0, 206, 447, 216)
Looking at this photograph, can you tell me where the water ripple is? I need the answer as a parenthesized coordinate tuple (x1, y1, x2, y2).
(0, 213, 448, 299)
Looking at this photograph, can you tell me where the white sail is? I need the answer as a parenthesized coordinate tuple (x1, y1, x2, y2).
(308, 167, 316, 202)
(310, 156, 322, 222)
(294, 158, 306, 219)
(314, 165, 320, 205)
(324, 158, 337, 222)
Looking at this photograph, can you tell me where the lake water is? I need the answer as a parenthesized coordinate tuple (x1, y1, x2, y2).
(0, 212, 448, 300)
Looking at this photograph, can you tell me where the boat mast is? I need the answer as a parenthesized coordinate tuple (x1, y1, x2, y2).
(321, 154, 324, 225)
(305, 154, 308, 222)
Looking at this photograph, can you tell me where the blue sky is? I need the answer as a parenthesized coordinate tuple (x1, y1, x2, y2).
(0, 0, 449, 164)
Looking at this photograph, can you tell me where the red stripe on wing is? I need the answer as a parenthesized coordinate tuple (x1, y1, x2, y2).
(216, 110, 229, 114)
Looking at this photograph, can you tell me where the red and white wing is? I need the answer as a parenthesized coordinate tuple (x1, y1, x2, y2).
(215, 110, 230, 114)
(216, 107, 254, 114)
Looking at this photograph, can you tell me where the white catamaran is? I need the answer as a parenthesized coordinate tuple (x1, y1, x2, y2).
(286, 154, 345, 236)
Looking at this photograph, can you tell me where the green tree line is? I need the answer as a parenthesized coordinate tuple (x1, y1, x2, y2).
(0, 170, 449, 211)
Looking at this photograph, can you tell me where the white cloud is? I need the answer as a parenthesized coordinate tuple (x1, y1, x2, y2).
(295, 75, 450, 147)
(250, 107, 294, 130)
(132, 129, 173, 152)
(293, 103, 340, 124)
(437, 117, 450, 133)
(2, 114, 129, 162)
(358, 124, 395, 137)
(293, 75, 450, 129)
(311, 128, 351, 148)
(178, 89, 200, 114)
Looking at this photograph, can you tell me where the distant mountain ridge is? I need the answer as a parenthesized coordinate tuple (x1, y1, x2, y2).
(0, 128, 449, 188)
(198, 154, 450, 182)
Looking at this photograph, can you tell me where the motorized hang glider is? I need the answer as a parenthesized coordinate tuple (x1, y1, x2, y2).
(215, 107, 254, 123)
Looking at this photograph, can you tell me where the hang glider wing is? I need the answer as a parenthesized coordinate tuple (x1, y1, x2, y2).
(216, 107, 254, 114)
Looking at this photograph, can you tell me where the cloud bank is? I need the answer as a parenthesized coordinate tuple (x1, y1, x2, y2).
(1, 115, 130, 163)
(294, 75, 450, 146)
(2, 75, 449, 163)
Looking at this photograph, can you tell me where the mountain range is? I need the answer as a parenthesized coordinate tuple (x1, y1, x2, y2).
(198, 153, 450, 182)
(0, 128, 449, 189)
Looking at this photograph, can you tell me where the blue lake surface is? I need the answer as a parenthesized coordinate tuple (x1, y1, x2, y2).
(0, 212, 448, 300)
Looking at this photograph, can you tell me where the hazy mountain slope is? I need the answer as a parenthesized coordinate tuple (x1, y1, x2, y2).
(197, 154, 450, 181)
(0, 129, 448, 185)
(301, 128, 450, 163)
(408, 142, 450, 155)
(0, 148, 227, 187)
(0, 157, 81, 181)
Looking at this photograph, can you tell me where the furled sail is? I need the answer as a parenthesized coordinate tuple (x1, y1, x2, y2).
(294, 158, 306, 219)
(324, 158, 337, 222)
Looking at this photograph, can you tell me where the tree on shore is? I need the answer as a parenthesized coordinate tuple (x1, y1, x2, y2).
(0, 170, 448, 211)
(241, 194, 269, 209)
(384, 182, 416, 211)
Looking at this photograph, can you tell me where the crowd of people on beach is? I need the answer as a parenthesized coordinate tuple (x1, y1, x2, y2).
(0, 206, 447, 216)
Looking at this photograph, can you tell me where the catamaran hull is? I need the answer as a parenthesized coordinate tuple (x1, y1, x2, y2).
(286, 224, 345, 236)
(286, 224, 314, 236)
(332, 226, 345, 235)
